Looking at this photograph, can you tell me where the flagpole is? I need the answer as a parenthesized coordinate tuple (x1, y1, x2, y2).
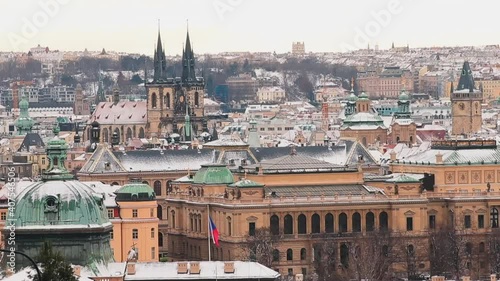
(207, 204, 211, 261)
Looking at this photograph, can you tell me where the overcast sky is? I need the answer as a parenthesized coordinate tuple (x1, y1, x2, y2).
(1, 0, 498, 55)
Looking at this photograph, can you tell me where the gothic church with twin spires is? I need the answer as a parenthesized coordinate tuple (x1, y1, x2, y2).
(146, 29, 206, 139)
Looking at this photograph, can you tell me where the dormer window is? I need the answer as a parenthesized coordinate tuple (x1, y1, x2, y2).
(44, 196, 59, 213)
(241, 159, 247, 166)
(229, 159, 235, 166)
(104, 162, 111, 170)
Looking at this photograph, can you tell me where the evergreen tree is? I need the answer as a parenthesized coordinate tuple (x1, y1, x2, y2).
(29, 242, 78, 281)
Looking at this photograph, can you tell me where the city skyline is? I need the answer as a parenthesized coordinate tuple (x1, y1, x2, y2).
(1, 0, 499, 55)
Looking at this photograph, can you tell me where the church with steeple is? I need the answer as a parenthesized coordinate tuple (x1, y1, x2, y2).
(451, 61, 483, 136)
(146, 28, 206, 138)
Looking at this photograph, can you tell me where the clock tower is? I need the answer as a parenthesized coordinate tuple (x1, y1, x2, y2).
(451, 61, 482, 136)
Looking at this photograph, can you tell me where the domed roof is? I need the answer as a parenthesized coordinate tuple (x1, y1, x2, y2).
(359, 92, 369, 100)
(193, 164, 234, 185)
(13, 180, 111, 231)
(399, 90, 409, 101)
(348, 92, 358, 102)
(115, 181, 156, 201)
(19, 98, 29, 109)
(229, 179, 264, 188)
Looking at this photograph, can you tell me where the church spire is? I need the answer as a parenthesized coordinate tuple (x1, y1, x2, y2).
(182, 26, 196, 83)
(456, 61, 475, 93)
(153, 21, 167, 82)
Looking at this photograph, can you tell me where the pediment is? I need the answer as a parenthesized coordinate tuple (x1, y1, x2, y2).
(404, 210, 416, 216)
(246, 216, 258, 222)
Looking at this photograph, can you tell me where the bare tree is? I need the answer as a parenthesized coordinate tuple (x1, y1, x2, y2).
(311, 236, 343, 281)
(489, 229, 500, 275)
(242, 227, 280, 268)
(346, 230, 398, 281)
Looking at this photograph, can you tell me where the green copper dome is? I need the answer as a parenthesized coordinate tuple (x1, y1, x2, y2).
(229, 179, 264, 188)
(115, 182, 156, 201)
(359, 91, 369, 100)
(15, 95, 34, 135)
(348, 92, 358, 103)
(193, 164, 234, 185)
(13, 181, 111, 230)
(399, 90, 409, 101)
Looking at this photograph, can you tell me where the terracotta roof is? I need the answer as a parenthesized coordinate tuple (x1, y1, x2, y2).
(91, 101, 147, 125)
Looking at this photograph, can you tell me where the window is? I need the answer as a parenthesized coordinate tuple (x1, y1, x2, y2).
(286, 249, 293, 261)
(132, 209, 138, 218)
(298, 214, 306, 234)
(479, 214, 485, 228)
(479, 242, 485, 253)
(288, 268, 293, 276)
(325, 213, 334, 233)
(107, 209, 114, 219)
(270, 215, 280, 235)
(406, 217, 413, 231)
(227, 217, 232, 236)
(0, 212, 6, 221)
(151, 247, 156, 260)
(429, 215, 436, 229)
(132, 229, 138, 239)
(284, 214, 293, 234)
(302, 268, 307, 276)
(272, 249, 280, 262)
(464, 215, 471, 229)
(110, 230, 114, 240)
(249, 222, 255, 236)
(150, 208, 154, 217)
(151, 228, 155, 238)
(492, 208, 499, 228)
(300, 248, 306, 260)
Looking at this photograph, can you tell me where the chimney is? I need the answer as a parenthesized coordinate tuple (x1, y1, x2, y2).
(190, 262, 200, 274)
(73, 265, 81, 277)
(390, 150, 397, 161)
(491, 274, 497, 281)
(431, 277, 445, 281)
(224, 262, 235, 273)
(127, 262, 136, 275)
(177, 262, 188, 274)
(435, 152, 443, 165)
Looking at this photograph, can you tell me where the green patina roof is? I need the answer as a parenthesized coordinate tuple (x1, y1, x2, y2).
(229, 179, 264, 188)
(115, 182, 156, 201)
(399, 90, 409, 101)
(386, 174, 421, 183)
(348, 92, 358, 102)
(12, 180, 110, 229)
(193, 164, 234, 185)
(358, 91, 369, 100)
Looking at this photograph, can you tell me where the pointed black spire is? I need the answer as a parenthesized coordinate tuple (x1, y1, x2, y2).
(153, 22, 167, 82)
(456, 61, 475, 93)
(181, 29, 197, 83)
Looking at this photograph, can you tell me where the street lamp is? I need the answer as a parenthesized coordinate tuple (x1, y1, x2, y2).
(0, 249, 42, 281)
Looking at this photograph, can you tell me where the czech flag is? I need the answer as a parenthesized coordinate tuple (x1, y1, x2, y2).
(209, 216, 220, 247)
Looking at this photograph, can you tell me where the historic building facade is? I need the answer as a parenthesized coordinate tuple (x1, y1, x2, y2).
(388, 90, 417, 145)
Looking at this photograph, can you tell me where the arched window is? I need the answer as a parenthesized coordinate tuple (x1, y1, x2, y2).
(154, 181, 162, 196)
(362, 137, 367, 147)
(197, 214, 201, 233)
(284, 214, 293, 234)
(270, 215, 280, 235)
(339, 213, 348, 233)
(286, 249, 293, 261)
(158, 232, 163, 247)
(298, 214, 306, 234)
(465, 242, 472, 255)
(171, 210, 176, 228)
(190, 214, 194, 231)
(366, 212, 375, 232)
(227, 217, 232, 236)
(166, 93, 171, 108)
(195, 92, 200, 107)
(300, 248, 306, 260)
(352, 212, 361, 232)
(340, 243, 349, 268)
(142, 180, 149, 185)
(479, 242, 485, 253)
(103, 128, 109, 142)
(325, 213, 334, 233)
(126, 127, 132, 140)
(114, 128, 120, 143)
(379, 211, 389, 230)
(111, 182, 119, 186)
(152, 93, 157, 108)
(272, 249, 280, 262)
(407, 244, 415, 257)
(311, 213, 320, 234)
(151, 228, 155, 238)
(492, 208, 499, 228)
(157, 205, 162, 220)
(139, 127, 145, 138)
(382, 245, 389, 257)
